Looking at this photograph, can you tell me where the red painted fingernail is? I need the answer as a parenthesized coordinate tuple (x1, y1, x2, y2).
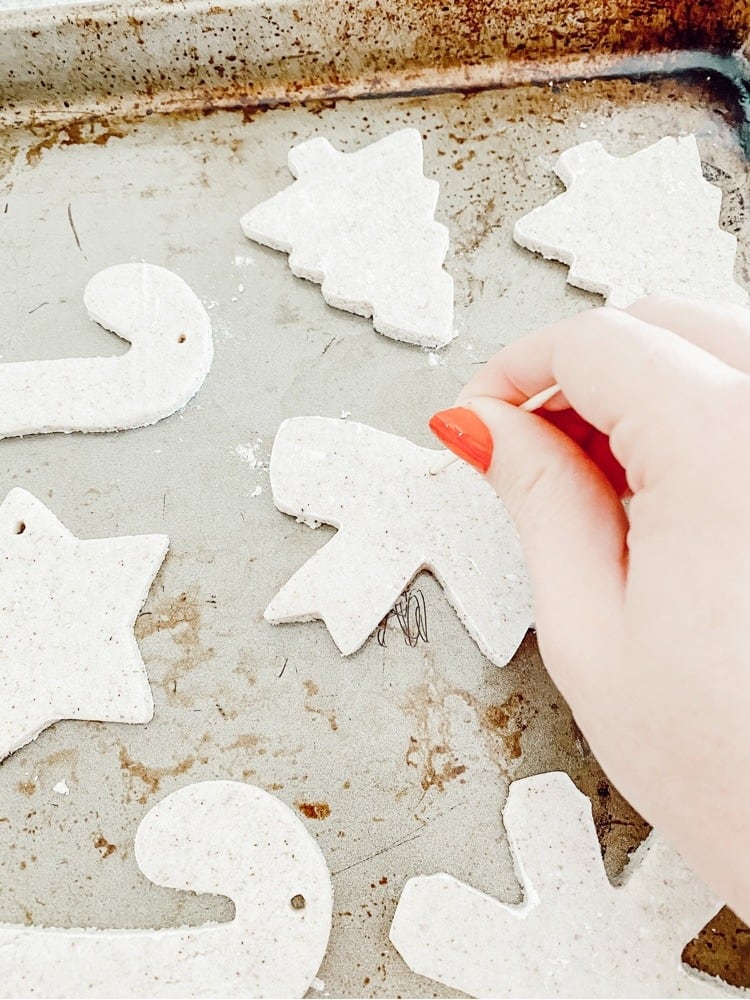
(428, 407, 493, 474)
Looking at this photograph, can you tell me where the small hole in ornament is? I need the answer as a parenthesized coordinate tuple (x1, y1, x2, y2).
(15, 522, 26, 535)
(290, 894, 306, 910)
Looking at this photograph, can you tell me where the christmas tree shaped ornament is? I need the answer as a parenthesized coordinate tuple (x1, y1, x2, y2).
(390, 772, 733, 998)
(0, 781, 333, 998)
(514, 135, 749, 309)
(264, 417, 532, 667)
(0, 263, 213, 439)
(241, 128, 455, 347)
(0, 489, 168, 761)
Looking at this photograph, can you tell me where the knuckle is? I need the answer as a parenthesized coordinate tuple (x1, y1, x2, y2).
(634, 291, 679, 311)
(576, 306, 633, 339)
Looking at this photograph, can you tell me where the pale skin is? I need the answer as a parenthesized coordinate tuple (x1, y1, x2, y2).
(452, 295, 750, 924)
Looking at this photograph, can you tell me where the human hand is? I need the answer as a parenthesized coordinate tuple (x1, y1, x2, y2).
(429, 297, 750, 921)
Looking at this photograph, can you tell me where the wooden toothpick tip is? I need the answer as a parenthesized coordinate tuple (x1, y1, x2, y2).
(429, 383, 561, 475)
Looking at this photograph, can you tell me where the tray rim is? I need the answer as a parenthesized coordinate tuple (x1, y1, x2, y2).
(1, 0, 749, 129)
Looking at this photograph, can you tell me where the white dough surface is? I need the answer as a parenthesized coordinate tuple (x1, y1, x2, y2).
(514, 135, 749, 308)
(241, 129, 455, 347)
(0, 263, 214, 438)
(265, 417, 532, 667)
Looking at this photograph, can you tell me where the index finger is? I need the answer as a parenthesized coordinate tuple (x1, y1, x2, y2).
(461, 303, 744, 493)
(456, 312, 588, 410)
(460, 295, 750, 410)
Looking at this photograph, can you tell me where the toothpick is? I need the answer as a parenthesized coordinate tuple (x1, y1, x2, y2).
(429, 450, 463, 476)
(429, 383, 561, 476)
(517, 382, 562, 412)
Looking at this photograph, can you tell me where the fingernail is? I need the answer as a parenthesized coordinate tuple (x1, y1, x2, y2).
(428, 407, 493, 474)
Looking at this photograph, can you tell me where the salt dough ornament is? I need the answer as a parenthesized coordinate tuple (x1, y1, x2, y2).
(241, 128, 455, 347)
(390, 771, 734, 998)
(0, 488, 168, 761)
(2, 262, 213, 438)
(0, 781, 333, 998)
(514, 135, 749, 308)
(264, 417, 532, 667)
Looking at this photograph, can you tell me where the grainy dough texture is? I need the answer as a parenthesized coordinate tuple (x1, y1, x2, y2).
(0, 488, 168, 761)
(514, 135, 749, 308)
(241, 128, 455, 347)
(390, 772, 734, 999)
(265, 417, 532, 666)
(0, 262, 214, 438)
(0, 781, 333, 998)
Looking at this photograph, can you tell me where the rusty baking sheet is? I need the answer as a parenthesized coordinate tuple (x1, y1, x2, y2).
(0, 1, 749, 997)
(1, 0, 750, 127)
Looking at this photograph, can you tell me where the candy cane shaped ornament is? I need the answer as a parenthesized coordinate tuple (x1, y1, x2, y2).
(1, 263, 213, 437)
(0, 781, 333, 998)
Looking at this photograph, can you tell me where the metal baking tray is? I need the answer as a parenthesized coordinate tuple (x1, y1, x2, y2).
(1, 1, 749, 995)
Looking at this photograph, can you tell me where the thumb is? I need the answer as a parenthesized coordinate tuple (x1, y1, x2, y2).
(430, 400, 627, 660)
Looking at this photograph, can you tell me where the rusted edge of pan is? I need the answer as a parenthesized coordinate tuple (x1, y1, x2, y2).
(1, 0, 749, 129)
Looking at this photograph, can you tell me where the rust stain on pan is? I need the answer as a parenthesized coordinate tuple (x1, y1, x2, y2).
(118, 747, 203, 806)
(408, 0, 750, 64)
(25, 120, 127, 165)
(296, 801, 331, 820)
(2, 0, 749, 127)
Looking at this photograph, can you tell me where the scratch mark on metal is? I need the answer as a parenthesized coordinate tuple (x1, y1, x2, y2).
(332, 828, 426, 876)
(67, 203, 86, 259)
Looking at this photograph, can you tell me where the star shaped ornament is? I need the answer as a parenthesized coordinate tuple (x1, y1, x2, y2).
(514, 135, 749, 308)
(0, 489, 168, 761)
